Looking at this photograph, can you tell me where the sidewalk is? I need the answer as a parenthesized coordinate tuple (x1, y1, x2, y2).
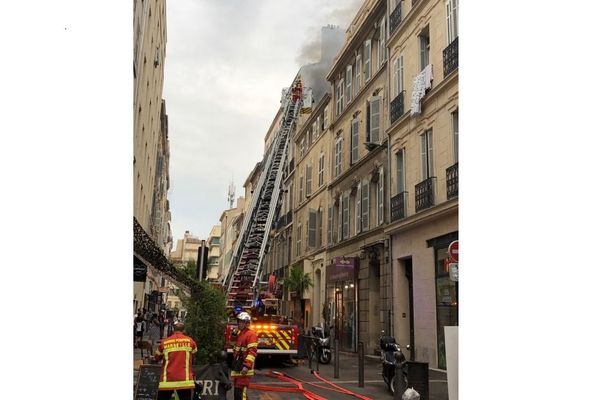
(290, 350, 449, 400)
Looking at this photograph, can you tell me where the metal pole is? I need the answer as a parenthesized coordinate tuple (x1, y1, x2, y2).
(358, 341, 364, 387)
(334, 338, 339, 379)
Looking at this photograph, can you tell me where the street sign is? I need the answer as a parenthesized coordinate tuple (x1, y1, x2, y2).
(448, 240, 459, 262)
(449, 263, 458, 282)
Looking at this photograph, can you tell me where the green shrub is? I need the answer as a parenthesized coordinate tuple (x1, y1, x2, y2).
(183, 281, 228, 365)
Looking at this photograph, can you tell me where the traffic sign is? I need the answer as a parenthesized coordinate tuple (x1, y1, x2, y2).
(448, 240, 459, 262)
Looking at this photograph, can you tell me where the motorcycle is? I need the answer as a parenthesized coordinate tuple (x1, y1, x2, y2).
(379, 331, 409, 394)
(311, 325, 332, 364)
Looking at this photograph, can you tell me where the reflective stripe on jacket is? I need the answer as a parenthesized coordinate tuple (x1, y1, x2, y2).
(231, 327, 258, 377)
(154, 331, 197, 390)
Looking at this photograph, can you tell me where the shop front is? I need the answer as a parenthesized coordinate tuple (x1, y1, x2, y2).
(428, 232, 459, 370)
(326, 256, 358, 352)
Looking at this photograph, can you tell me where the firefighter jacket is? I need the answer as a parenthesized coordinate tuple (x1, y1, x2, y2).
(231, 327, 258, 377)
(154, 331, 197, 390)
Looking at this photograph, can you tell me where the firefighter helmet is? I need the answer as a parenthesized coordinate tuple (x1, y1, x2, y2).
(237, 311, 251, 322)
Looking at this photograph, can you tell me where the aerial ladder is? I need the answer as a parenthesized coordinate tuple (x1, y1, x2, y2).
(222, 78, 305, 357)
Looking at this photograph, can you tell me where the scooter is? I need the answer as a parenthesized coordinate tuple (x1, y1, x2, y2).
(311, 325, 332, 364)
(379, 331, 409, 394)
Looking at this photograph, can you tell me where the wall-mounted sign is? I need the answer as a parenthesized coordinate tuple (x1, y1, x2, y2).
(326, 256, 357, 282)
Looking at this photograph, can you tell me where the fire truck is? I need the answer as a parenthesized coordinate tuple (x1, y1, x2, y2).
(222, 78, 310, 359)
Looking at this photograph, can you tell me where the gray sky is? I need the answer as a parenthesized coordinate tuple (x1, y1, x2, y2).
(163, 0, 362, 244)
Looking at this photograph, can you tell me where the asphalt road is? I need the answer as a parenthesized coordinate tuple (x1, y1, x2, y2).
(221, 353, 449, 400)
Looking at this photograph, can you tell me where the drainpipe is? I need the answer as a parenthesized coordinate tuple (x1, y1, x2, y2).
(384, 11, 395, 337)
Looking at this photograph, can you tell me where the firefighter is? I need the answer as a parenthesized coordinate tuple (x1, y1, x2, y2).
(231, 311, 258, 400)
(154, 321, 197, 400)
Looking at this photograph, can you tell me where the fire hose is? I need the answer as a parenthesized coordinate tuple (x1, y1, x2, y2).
(248, 370, 373, 400)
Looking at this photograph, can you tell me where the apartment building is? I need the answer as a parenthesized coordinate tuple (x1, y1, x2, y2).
(170, 230, 203, 265)
(385, 0, 458, 369)
(206, 225, 222, 281)
(322, 0, 392, 355)
(218, 197, 245, 283)
(133, 0, 170, 315)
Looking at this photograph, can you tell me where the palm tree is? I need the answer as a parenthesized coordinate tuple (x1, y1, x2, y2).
(283, 265, 313, 330)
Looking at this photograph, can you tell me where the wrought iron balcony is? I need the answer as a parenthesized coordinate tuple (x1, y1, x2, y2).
(390, 3, 402, 34)
(443, 37, 458, 78)
(412, 0, 420, 6)
(390, 191, 408, 222)
(446, 162, 458, 199)
(415, 177, 436, 212)
(390, 91, 405, 125)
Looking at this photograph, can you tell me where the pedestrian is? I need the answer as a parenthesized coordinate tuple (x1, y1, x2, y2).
(158, 313, 165, 339)
(145, 309, 153, 332)
(134, 314, 146, 345)
(147, 313, 161, 352)
(231, 311, 258, 400)
(154, 321, 197, 400)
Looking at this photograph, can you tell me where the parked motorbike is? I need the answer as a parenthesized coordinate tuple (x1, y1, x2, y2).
(311, 325, 332, 364)
(379, 331, 409, 394)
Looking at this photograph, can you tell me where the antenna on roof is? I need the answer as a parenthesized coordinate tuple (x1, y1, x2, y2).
(227, 179, 235, 208)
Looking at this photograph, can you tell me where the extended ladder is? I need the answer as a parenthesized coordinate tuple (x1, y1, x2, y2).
(223, 87, 301, 308)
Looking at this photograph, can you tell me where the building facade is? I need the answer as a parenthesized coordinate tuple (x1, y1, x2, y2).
(218, 197, 245, 283)
(385, 0, 458, 369)
(206, 225, 222, 281)
(133, 0, 170, 315)
(170, 230, 203, 265)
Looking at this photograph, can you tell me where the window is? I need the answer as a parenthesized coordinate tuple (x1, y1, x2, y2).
(312, 121, 318, 140)
(393, 56, 404, 98)
(396, 149, 406, 194)
(318, 152, 325, 187)
(355, 183, 362, 234)
(336, 79, 344, 116)
(452, 111, 459, 163)
(377, 168, 384, 225)
(420, 129, 434, 180)
(419, 26, 430, 70)
(446, 0, 458, 43)
(323, 107, 329, 130)
(364, 40, 372, 82)
(355, 54, 362, 92)
(306, 163, 312, 196)
(361, 180, 370, 231)
(299, 137, 305, 157)
(379, 17, 387, 67)
(334, 136, 343, 177)
(351, 119, 359, 164)
(327, 205, 333, 245)
(342, 193, 349, 240)
(308, 209, 317, 248)
(368, 97, 381, 143)
(346, 65, 353, 104)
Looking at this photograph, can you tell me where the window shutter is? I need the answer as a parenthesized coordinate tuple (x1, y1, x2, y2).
(342, 194, 349, 239)
(306, 164, 312, 196)
(362, 181, 369, 230)
(364, 40, 371, 81)
(355, 184, 362, 234)
(351, 119, 359, 163)
(370, 97, 381, 143)
(366, 101, 371, 142)
(346, 65, 353, 104)
(327, 205, 333, 245)
(377, 168, 384, 225)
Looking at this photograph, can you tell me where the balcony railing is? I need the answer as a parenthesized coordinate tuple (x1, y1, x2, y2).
(415, 177, 436, 212)
(446, 162, 458, 199)
(412, 0, 420, 6)
(390, 191, 408, 222)
(390, 3, 402, 34)
(390, 91, 405, 125)
(443, 37, 458, 78)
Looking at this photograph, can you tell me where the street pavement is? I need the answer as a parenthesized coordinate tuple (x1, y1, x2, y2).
(135, 336, 449, 400)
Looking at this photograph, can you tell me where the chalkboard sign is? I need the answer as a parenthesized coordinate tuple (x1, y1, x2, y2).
(134, 364, 161, 400)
